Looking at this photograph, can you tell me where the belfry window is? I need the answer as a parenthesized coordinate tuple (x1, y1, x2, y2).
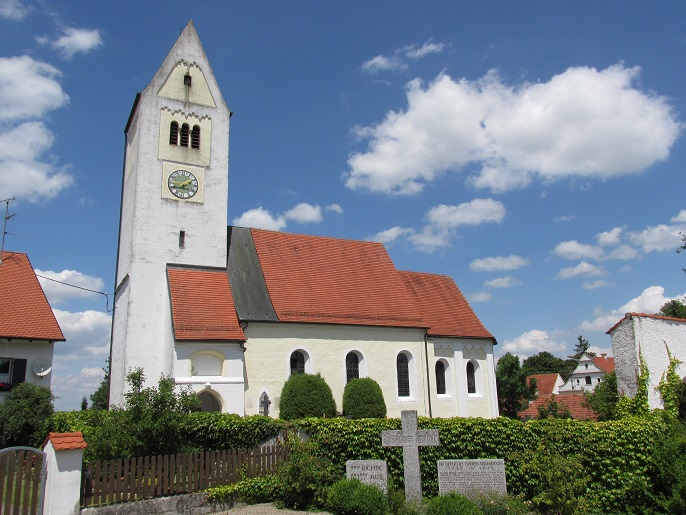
(290, 351, 305, 375)
(346, 352, 359, 383)
(180, 123, 190, 147)
(397, 353, 410, 397)
(191, 125, 200, 149)
(466, 361, 476, 394)
(184, 73, 192, 87)
(169, 121, 179, 145)
(435, 361, 446, 395)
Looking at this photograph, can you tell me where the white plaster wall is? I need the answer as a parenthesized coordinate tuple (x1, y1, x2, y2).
(611, 315, 686, 409)
(242, 323, 428, 419)
(174, 342, 245, 414)
(43, 442, 83, 515)
(0, 339, 54, 403)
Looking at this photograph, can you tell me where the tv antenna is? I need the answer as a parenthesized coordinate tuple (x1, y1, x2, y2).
(0, 197, 16, 265)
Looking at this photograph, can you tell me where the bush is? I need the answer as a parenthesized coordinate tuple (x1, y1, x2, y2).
(279, 373, 336, 421)
(426, 492, 481, 514)
(342, 378, 387, 419)
(0, 382, 54, 448)
(327, 478, 387, 515)
(274, 438, 342, 510)
(207, 474, 281, 504)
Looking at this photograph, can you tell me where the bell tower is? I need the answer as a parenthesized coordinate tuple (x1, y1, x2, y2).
(109, 21, 231, 405)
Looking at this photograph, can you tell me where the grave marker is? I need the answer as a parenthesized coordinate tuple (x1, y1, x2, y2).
(381, 410, 439, 501)
(437, 459, 507, 498)
(346, 460, 388, 493)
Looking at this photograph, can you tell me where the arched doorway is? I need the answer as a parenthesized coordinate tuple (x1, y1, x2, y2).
(198, 390, 221, 412)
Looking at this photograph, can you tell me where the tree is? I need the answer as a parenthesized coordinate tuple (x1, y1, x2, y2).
(81, 396, 88, 410)
(659, 298, 686, 319)
(0, 382, 54, 448)
(522, 351, 571, 377)
(537, 396, 572, 419)
(89, 358, 110, 410)
(496, 353, 537, 419)
(279, 373, 336, 421)
(585, 371, 619, 421)
(342, 378, 386, 419)
(571, 335, 595, 359)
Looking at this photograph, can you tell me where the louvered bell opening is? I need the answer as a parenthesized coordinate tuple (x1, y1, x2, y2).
(180, 123, 190, 147)
(169, 121, 179, 145)
(191, 125, 200, 149)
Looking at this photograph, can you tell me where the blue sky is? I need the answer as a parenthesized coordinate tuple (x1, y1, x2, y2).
(1, 1, 685, 411)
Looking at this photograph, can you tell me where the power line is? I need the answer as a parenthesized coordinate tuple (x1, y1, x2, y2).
(36, 273, 113, 313)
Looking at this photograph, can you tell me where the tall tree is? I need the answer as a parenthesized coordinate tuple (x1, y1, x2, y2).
(90, 358, 110, 410)
(570, 335, 594, 359)
(522, 351, 570, 377)
(659, 298, 686, 319)
(496, 352, 537, 419)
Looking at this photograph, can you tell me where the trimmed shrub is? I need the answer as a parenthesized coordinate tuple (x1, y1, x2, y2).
(0, 382, 54, 448)
(342, 378, 386, 419)
(207, 474, 281, 505)
(279, 373, 336, 421)
(327, 478, 387, 515)
(426, 492, 481, 514)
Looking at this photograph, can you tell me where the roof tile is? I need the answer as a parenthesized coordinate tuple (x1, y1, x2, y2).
(46, 431, 87, 451)
(519, 392, 598, 421)
(0, 252, 64, 341)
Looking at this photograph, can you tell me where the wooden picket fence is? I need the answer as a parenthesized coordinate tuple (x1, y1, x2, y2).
(80, 444, 288, 507)
(0, 447, 46, 515)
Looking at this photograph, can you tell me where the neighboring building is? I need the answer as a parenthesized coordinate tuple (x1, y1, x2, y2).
(528, 373, 563, 397)
(608, 312, 686, 409)
(109, 21, 500, 419)
(0, 251, 64, 401)
(559, 352, 615, 393)
(519, 391, 598, 421)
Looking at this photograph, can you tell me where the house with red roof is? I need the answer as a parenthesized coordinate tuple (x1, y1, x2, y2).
(0, 251, 64, 401)
(559, 352, 615, 393)
(608, 312, 686, 410)
(108, 22, 499, 419)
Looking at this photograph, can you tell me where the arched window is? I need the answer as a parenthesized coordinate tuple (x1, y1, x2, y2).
(346, 352, 359, 383)
(169, 121, 179, 145)
(191, 125, 201, 149)
(435, 361, 446, 395)
(180, 123, 190, 147)
(397, 353, 410, 397)
(197, 391, 221, 412)
(585, 376, 592, 385)
(290, 351, 305, 375)
(466, 361, 476, 394)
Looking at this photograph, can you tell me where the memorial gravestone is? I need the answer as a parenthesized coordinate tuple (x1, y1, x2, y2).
(346, 460, 388, 493)
(437, 459, 507, 498)
(381, 410, 440, 502)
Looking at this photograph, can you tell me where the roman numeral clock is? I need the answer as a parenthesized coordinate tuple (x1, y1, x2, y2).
(162, 163, 204, 202)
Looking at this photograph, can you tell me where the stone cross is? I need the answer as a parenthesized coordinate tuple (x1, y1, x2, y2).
(259, 392, 271, 417)
(381, 410, 440, 501)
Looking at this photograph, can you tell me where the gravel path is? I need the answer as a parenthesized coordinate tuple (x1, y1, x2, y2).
(216, 502, 331, 514)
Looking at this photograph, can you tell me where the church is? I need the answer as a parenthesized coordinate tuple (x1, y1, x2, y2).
(109, 21, 499, 420)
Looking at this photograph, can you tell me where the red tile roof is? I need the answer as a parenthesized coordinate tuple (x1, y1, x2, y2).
(251, 229, 425, 328)
(519, 392, 598, 421)
(0, 252, 64, 341)
(399, 271, 493, 339)
(45, 431, 87, 451)
(527, 373, 561, 396)
(593, 354, 615, 374)
(167, 267, 245, 341)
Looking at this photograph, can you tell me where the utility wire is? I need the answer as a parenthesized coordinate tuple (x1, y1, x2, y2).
(36, 273, 113, 313)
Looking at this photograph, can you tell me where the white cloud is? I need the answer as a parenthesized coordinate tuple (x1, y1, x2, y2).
(362, 55, 407, 74)
(346, 64, 681, 195)
(468, 291, 492, 303)
(558, 261, 603, 279)
(628, 223, 683, 253)
(367, 226, 415, 245)
(35, 268, 105, 305)
(554, 240, 605, 261)
(671, 210, 686, 224)
(283, 203, 323, 224)
(325, 203, 343, 214)
(500, 329, 567, 356)
(405, 40, 445, 60)
(232, 207, 287, 231)
(582, 280, 609, 290)
(0, 0, 29, 20)
(470, 255, 529, 272)
(596, 227, 623, 246)
(48, 27, 103, 60)
(361, 40, 445, 75)
(484, 276, 520, 288)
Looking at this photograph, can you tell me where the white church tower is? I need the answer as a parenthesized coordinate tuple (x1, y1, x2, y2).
(109, 21, 231, 405)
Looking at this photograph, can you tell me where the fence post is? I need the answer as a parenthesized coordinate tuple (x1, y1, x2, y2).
(42, 432, 87, 515)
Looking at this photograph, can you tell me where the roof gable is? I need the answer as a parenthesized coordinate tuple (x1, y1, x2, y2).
(0, 252, 64, 341)
(399, 271, 493, 339)
(527, 373, 562, 396)
(250, 229, 424, 328)
(167, 266, 245, 341)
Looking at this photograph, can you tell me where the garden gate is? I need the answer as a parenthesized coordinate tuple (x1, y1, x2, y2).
(0, 446, 47, 515)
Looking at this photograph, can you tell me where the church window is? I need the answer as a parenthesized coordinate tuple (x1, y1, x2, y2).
(346, 352, 359, 383)
(585, 376, 592, 385)
(184, 73, 192, 87)
(191, 125, 201, 149)
(290, 351, 305, 375)
(169, 121, 179, 145)
(259, 392, 271, 417)
(397, 353, 410, 397)
(435, 361, 446, 395)
(466, 361, 476, 394)
(180, 123, 190, 147)
(179, 230, 185, 248)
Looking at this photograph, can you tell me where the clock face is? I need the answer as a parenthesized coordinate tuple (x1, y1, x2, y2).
(167, 169, 199, 199)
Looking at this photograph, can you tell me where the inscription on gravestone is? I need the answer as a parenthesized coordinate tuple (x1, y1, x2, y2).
(381, 410, 440, 502)
(346, 460, 388, 493)
(437, 459, 507, 497)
